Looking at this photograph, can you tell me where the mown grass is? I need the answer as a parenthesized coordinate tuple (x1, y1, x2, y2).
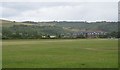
(2, 39, 118, 68)
(0, 40, 2, 69)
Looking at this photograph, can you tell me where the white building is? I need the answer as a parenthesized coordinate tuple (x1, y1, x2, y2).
(50, 36, 56, 38)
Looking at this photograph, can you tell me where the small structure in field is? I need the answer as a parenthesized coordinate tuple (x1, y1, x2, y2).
(42, 36, 46, 38)
(50, 35, 57, 38)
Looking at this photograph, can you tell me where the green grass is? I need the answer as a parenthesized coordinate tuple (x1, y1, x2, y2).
(0, 40, 2, 69)
(2, 39, 118, 68)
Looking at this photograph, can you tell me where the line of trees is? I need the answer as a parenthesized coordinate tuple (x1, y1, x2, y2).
(2, 25, 120, 39)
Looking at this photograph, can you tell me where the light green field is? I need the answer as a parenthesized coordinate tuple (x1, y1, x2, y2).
(2, 39, 118, 68)
(0, 40, 2, 69)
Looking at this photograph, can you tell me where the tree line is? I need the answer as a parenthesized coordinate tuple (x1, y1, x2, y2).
(2, 25, 120, 39)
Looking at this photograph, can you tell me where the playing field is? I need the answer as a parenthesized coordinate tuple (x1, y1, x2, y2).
(2, 39, 118, 68)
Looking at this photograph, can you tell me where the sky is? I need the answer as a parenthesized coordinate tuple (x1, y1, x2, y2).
(0, 0, 119, 22)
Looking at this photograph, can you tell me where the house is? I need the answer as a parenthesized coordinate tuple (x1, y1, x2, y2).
(49, 35, 57, 38)
(73, 31, 107, 38)
(42, 36, 46, 38)
(86, 31, 107, 38)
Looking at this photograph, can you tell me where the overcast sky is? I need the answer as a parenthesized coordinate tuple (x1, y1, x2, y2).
(0, 1, 118, 22)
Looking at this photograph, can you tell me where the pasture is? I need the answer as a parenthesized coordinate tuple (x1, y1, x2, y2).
(2, 39, 118, 68)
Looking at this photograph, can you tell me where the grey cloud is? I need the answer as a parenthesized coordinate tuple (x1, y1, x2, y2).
(0, 2, 118, 21)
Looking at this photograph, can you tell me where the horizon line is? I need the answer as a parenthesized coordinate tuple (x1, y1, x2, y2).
(0, 18, 118, 22)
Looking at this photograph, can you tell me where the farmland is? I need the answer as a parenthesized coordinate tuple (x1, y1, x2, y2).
(2, 39, 118, 68)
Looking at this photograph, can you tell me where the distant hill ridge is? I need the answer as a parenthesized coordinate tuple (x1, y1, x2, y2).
(1, 19, 118, 32)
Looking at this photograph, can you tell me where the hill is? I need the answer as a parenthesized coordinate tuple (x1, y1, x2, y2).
(1, 19, 119, 39)
(0, 19, 35, 27)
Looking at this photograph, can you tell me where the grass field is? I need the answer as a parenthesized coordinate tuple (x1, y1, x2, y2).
(0, 40, 2, 69)
(2, 39, 118, 68)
